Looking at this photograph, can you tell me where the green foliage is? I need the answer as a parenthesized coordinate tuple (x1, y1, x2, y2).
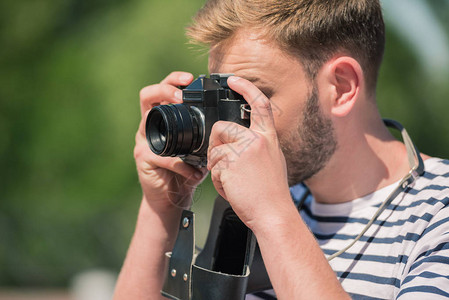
(0, 0, 448, 288)
(378, 22, 449, 158)
(0, 0, 207, 286)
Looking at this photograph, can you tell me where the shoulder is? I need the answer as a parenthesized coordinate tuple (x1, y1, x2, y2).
(401, 158, 449, 239)
(408, 158, 449, 206)
(397, 158, 449, 298)
(420, 158, 449, 185)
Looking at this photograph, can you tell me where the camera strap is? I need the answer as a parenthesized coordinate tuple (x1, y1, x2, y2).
(161, 196, 269, 300)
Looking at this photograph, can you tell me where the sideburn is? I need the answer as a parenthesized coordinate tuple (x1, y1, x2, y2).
(281, 86, 338, 186)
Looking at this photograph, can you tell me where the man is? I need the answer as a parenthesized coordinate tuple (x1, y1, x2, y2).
(114, 0, 449, 299)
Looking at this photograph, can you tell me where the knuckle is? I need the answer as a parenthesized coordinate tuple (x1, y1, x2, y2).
(252, 134, 268, 148)
(168, 159, 178, 171)
(210, 122, 223, 138)
(212, 120, 224, 130)
(134, 136, 150, 158)
(210, 167, 220, 179)
(256, 95, 271, 110)
(165, 71, 185, 84)
(133, 146, 140, 160)
(135, 128, 145, 144)
(209, 146, 219, 159)
(139, 85, 157, 100)
(210, 123, 217, 134)
(133, 143, 144, 161)
(167, 71, 179, 78)
(139, 87, 147, 99)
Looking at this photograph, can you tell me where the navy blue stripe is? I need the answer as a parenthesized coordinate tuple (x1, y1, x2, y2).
(381, 195, 449, 212)
(315, 231, 421, 244)
(402, 271, 449, 285)
(313, 215, 449, 243)
(323, 249, 404, 264)
(416, 241, 449, 261)
(350, 293, 386, 300)
(302, 197, 449, 226)
(336, 271, 400, 288)
(251, 292, 277, 300)
(301, 183, 449, 221)
(398, 285, 449, 298)
(420, 216, 449, 239)
(306, 210, 434, 229)
(422, 169, 449, 180)
(409, 255, 449, 273)
(406, 184, 449, 195)
(386, 212, 434, 228)
(301, 204, 352, 223)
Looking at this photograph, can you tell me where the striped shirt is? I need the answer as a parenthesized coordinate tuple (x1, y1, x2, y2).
(247, 158, 449, 299)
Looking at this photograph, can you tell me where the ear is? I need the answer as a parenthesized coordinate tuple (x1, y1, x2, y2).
(322, 56, 363, 117)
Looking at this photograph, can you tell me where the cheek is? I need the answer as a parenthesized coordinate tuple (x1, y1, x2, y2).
(270, 95, 304, 139)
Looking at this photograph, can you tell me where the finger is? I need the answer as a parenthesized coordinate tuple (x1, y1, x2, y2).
(157, 156, 206, 182)
(139, 72, 194, 118)
(136, 145, 205, 181)
(135, 130, 208, 188)
(139, 84, 182, 118)
(210, 165, 226, 200)
(207, 143, 235, 171)
(208, 121, 254, 151)
(137, 116, 148, 140)
(227, 76, 276, 133)
(160, 71, 194, 86)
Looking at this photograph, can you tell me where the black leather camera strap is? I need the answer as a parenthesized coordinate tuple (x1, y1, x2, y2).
(161, 196, 269, 300)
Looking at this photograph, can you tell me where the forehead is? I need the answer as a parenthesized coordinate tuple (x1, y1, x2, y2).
(208, 29, 305, 86)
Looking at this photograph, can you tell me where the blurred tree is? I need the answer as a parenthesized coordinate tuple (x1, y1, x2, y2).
(0, 0, 207, 286)
(377, 2, 449, 159)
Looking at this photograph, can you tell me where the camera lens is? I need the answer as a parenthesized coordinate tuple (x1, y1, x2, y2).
(146, 104, 204, 156)
(147, 109, 167, 153)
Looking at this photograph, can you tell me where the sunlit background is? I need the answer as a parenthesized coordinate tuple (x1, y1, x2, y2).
(0, 0, 448, 299)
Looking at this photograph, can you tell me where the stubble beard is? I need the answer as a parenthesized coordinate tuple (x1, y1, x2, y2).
(279, 87, 338, 186)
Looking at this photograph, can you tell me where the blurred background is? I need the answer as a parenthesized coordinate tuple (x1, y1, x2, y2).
(0, 0, 448, 298)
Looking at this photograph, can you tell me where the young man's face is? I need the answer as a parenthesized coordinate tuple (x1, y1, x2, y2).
(208, 29, 337, 185)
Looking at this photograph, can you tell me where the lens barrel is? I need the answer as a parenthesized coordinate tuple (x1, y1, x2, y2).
(146, 104, 203, 156)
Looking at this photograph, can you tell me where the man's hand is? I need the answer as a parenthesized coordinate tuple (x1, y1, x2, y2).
(207, 76, 349, 300)
(135, 71, 207, 213)
(207, 76, 291, 230)
(115, 72, 208, 300)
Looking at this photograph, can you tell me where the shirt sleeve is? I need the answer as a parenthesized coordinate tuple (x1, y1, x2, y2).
(397, 200, 449, 299)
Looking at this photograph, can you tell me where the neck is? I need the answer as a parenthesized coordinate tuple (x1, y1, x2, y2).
(305, 107, 411, 204)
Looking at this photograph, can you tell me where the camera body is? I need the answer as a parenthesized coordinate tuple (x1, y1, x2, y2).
(146, 74, 250, 167)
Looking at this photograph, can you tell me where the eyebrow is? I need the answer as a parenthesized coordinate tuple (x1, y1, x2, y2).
(243, 75, 264, 84)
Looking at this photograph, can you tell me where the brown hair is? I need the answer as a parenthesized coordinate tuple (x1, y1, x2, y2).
(187, 0, 385, 92)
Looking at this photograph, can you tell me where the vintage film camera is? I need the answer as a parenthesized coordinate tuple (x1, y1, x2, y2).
(145, 73, 250, 167)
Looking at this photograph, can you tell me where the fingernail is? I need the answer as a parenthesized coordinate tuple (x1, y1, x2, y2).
(228, 76, 241, 83)
(194, 171, 203, 180)
(174, 90, 182, 100)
